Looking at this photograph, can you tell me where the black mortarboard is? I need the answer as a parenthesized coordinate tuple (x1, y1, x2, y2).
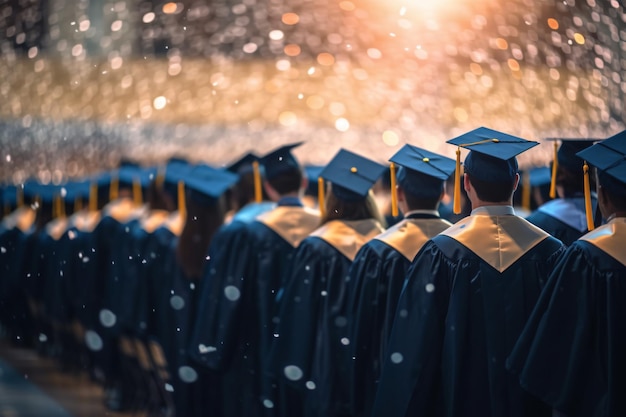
(389, 144, 456, 199)
(260, 142, 303, 180)
(185, 164, 239, 205)
(545, 137, 599, 173)
(304, 165, 325, 197)
(319, 149, 386, 201)
(577, 130, 626, 190)
(226, 152, 259, 174)
(447, 127, 538, 214)
(447, 127, 539, 182)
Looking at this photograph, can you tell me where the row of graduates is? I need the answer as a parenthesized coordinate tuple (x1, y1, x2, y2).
(0, 126, 624, 417)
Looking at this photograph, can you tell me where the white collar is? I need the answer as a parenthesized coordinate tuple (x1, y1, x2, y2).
(471, 205, 515, 216)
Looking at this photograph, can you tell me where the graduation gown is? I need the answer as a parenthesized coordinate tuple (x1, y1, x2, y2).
(507, 217, 626, 417)
(347, 212, 452, 417)
(189, 199, 319, 417)
(371, 206, 565, 417)
(526, 196, 598, 246)
(271, 218, 384, 417)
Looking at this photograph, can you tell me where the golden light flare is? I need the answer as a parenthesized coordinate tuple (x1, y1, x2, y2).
(470, 62, 483, 75)
(162, 3, 179, 14)
(279, 111, 297, 126)
(284, 44, 301, 56)
(316, 53, 335, 66)
(547, 18, 559, 30)
(495, 38, 508, 50)
(338, 1, 356, 11)
(282, 13, 300, 25)
(306, 95, 325, 110)
(507, 58, 520, 71)
(382, 130, 399, 146)
(573, 33, 585, 44)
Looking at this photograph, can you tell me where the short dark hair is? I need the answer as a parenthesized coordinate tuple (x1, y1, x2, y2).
(467, 174, 516, 203)
(598, 170, 626, 211)
(266, 167, 303, 196)
(321, 187, 383, 226)
(403, 188, 441, 211)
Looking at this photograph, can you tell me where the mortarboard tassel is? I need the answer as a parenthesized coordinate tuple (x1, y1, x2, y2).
(583, 161, 594, 231)
(89, 182, 98, 212)
(549, 141, 558, 199)
(133, 178, 143, 206)
(252, 161, 262, 203)
(318, 176, 326, 218)
(453, 147, 461, 215)
(156, 167, 166, 190)
(522, 170, 531, 212)
(389, 163, 398, 217)
(74, 195, 82, 213)
(52, 195, 58, 219)
(109, 174, 119, 201)
(17, 186, 24, 208)
(177, 181, 186, 221)
(59, 194, 66, 218)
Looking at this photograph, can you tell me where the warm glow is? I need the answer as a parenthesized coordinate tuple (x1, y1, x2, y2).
(279, 111, 297, 126)
(284, 44, 301, 56)
(282, 13, 300, 25)
(495, 38, 508, 50)
(382, 130, 399, 146)
(338, 1, 356, 11)
(162, 3, 179, 14)
(507, 58, 520, 71)
(573, 33, 585, 44)
(547, 18, 559, 30)
(317, 53, 335, 66)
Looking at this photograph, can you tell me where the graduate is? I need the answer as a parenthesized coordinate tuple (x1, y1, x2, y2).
(271, 148, 386, 417)
(144, 162, 237, 417)
(507, 129, 626, 417)
(371, 127, 566, 417)
(347, 144, 455, 417)
(526, 138, 600, 245)
(189, 142, 320, 417)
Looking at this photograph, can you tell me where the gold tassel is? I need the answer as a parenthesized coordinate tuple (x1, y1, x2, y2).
(109, 174, 119, 201)
(53, 195, 58, 218)
(453, 147, 461, 215)
(318, 177, 326, 218)
(177, 181, 186, 221)
(583, 161, 594, 231)
(389, 163, 398, 217)
(133, 178, 143, 206)
(74, 196, 82, 212)
(59, 195, 66, 218)
(522, 170, 531, 212)
(17, 186, 24, 208)
(549, 141, 558, 199)
(89, 182, 98, 212)
(252, 161, 262, 203)
(156, 167, 166, 190)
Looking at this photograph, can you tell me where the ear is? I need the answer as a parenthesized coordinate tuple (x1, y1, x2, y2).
(512, 173, 520, 192)
(463, 173, 471, 193)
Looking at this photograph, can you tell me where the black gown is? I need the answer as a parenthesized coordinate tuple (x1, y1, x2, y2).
(525, 196, 598, 246)
(189, 199, 319, 417)
(271, 218, 384, 417)
(507, 217, 626, 417)
(371, 207, 565, 417)
(347, 212, 452, 417)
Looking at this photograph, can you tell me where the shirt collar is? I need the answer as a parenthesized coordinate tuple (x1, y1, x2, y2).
(404, 209, 441, 219)
(471, 205, 515, 216)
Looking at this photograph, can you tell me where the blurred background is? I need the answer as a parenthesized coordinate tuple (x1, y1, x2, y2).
(0, 0, 624, 183)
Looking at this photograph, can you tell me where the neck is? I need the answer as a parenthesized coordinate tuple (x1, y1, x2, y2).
(606, 211, 626, 222)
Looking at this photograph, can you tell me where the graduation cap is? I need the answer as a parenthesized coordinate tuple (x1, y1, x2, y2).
(388, 144, 456, 214)
(225, 151, 264, 203)
(447, 127, 539, 214)
(164, 163, 239, 219)
(576, 129, 626, 230)
(544, 137, 599, 198)
(318, 149, 386, 215)
(304, 165, 325, 197)
(260, 142, 303, 181)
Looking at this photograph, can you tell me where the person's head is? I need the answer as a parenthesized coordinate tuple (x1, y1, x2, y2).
(447, 127, 538, 209)
(577, 130, 626, 220)
(173, 164, 239, 280)
(260, 142, 306, 200)
(318, 149, 387, 225)
(389, 144, 456, 214)
(548, 139, 598, 198)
